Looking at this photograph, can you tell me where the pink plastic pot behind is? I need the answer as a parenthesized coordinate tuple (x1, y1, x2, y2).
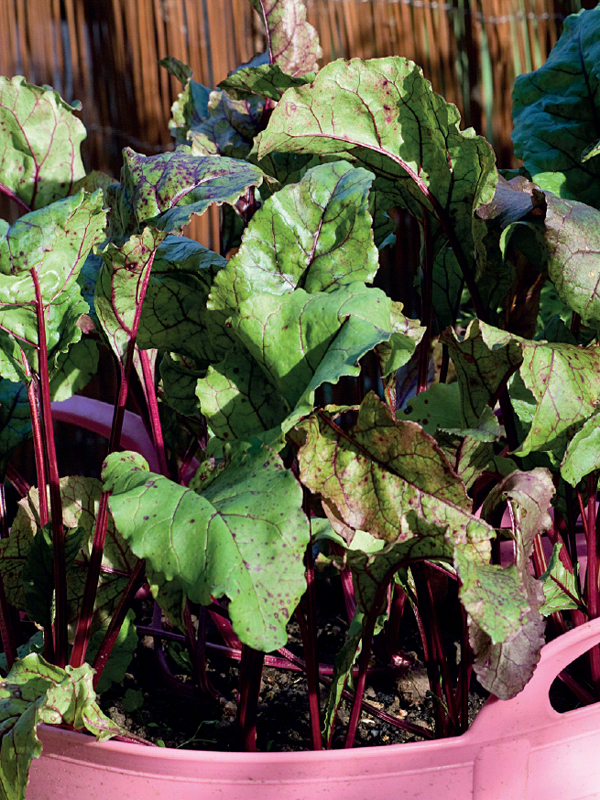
(27, 617, 600, 800)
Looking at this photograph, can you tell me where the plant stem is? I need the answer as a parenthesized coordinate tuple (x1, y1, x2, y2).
(0, 182, 32, 214)
(236, 645, 264, 751)
(417, 214, 433, 395)
(32, 271, 67, 666)
(587, 476, 600, 684)
(71, 248, 160, 667)
(138, 348, 168, 475)
(26, 381, 48, 524)
(344, 579, 389, 748)
(91, 559, 146, 688)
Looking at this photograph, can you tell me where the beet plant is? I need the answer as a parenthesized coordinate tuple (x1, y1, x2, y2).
(1, 0, 600, 796)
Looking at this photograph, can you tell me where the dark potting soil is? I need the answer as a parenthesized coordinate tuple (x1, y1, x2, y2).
(98, 579, 489, 752)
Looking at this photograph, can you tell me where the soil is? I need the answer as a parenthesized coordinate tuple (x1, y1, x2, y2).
(98, 577, 489, 752)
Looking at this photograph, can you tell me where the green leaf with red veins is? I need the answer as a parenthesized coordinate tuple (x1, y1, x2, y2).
(109, 148, 265, 237)
(248, 0, 322, 77)
(196, 342, 286, 440)
(225, 283, 422, 434)
(136, 235, 230, 364)
(210, 161, 379, 320)
(542, 194, 600, 328)
(439, 320, 524, 429)
(95, 227, 168, 362)
(0, 76, 86, 211)
(297, 392, 494, 549)
(539, 542, 583, 614)
(256, 57, 497, 324)
(0, 191, 106, 381)
(478, 322, 600, 457)
(0, 654, 124, 800)
(0, 477, 136, 622)
(103, 441, 309, 651)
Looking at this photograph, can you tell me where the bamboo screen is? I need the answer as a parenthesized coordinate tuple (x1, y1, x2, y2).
(0, 0, 595, 248)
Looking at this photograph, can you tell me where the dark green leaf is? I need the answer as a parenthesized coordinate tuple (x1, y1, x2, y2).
(512, 7, 600, 208)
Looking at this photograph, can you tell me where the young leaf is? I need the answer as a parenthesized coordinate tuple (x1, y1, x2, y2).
(210, 161, 380, 319)
(512, 6, 600, 209)
(248, 0, 322, 77)
(0, 77, 86, 210)
(103, 441, 309, 652)
(256, 57, 497, 323)
(0, 654, 124, 800)
(85, 609, 138, 693)
(539, 541, 583, 614)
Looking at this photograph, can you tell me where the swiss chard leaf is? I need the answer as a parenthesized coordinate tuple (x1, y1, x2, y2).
(0, 191, 106, 381)
(248, 0, 322, 77)
(103, 441, 309, 652)
(512, 7, 600, 209)
(444, 320, 600, 457)
(210, 161, 380, 319)
(108, 148, 265, 236)
(256, 57, 497, 326)
(136, 235, 230, 364)
(297, 392, 494, 549)
(0, 77, 86, 210)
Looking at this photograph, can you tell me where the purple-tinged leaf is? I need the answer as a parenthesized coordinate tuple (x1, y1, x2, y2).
(460, 468, 553, 699)
(109, 149, 265, 236)
(543, 194, 600, 328)
(95, 227, 168, 361)
(249, 0, 322, 77)
(297, 392, 494, 549)
(0, 77, 86, 211)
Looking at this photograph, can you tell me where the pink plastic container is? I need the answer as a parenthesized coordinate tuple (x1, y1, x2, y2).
(26, 617, 600, 800)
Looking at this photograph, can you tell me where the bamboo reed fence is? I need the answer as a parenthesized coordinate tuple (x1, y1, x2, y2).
(0, 0, 595, 248)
